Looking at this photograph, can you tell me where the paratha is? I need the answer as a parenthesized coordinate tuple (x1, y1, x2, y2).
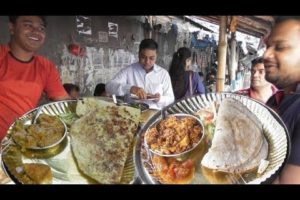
(70, 99, 140, 184)
(201, 98, 268, 174)
(76, 97, 140, 125)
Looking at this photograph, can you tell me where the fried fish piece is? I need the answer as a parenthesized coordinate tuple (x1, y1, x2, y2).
(23, 163, 52, 184)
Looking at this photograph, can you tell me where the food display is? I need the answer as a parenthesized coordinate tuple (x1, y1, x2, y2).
(145, 114, 204, 156)
(70, 98, 140, 184)
(1, 144, 53, 184)
(12, 114, 66, 150)
(151, 155, 195, 184)
(1, 98, 140, 184)
(23, 163, 52, 184)
(135, 93, 289, 184)
(201, 98, 268, 174)
(1, 94, 290, 184)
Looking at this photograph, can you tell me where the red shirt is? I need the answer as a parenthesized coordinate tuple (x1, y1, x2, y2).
(0, 45, 67, 141)
(236, 85, 278, 101)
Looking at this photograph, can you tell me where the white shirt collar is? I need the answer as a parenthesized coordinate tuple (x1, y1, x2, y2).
(136, 62, 159, 73)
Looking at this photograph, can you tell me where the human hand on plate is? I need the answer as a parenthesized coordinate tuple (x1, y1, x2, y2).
(130, 93, 160, 102)
(148, 93, 160, 102)
(130, 86, 147, 99)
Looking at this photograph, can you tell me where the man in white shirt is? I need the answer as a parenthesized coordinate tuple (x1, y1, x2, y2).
(106, 39, 174, 110)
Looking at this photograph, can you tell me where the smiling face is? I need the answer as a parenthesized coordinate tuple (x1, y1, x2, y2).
(263, 19, 300, 89)
(9, 16, 46, 53)
(251, 63, 270, 88)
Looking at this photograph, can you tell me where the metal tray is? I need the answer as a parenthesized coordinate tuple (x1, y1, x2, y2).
(134, 93, 290, 184)
(1, 98, 136, 184)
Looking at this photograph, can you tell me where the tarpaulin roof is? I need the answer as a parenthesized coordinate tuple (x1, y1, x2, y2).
(190, 16, 275, 38)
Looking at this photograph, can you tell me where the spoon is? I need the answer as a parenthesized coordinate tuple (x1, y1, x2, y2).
(31, 105, 44, 124)
(112, 94, 117, 104)
(156, 107, 167, 132)
(112, 94, 122, 106)
(160, 106, 167, 120)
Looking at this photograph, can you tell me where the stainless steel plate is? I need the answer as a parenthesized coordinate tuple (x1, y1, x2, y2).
(1, 98, 136, 184)
(134, 93, 290, 184)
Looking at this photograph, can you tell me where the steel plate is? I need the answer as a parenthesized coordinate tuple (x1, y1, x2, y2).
(1, 98, 136, 184)
(134, 93, 290, 184)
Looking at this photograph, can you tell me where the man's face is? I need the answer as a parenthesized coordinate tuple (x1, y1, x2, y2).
(9, 16, 46, 52)
(251, 63, 270, 88)
(138, 49, 157, 72)
(263, 19, 300, 89)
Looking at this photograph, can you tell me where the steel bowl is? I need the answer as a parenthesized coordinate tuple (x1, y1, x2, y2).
(10, 112, 68, 158)
(144, 113, 205, 158)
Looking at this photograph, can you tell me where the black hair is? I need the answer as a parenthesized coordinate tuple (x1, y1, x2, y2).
(94, 83, 106, 96)
(169, 47, 192, 100)
(8, 16, 47, 27)
(251, 56, 264, 67)
(198, 72, 204, 77)
(63, 83, 79, 94)
(139, 38, 158, 52)
(274, 16, 300, 25)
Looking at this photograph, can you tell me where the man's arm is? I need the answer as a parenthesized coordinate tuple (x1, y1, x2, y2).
(194, 72, 205, 94)
(44, 62, 70, 101)
(106, 67, 132, 96)
(157, 71, 174, 107)
(52, 95, 71, 101)
(274, 115, 300, 184)
(274, 164, 300, 184)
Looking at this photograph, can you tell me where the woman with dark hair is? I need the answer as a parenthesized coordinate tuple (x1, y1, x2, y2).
(169, 47, 205, 100)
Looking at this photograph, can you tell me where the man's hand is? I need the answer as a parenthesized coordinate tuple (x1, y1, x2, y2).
(130, 86, 147, 99)
(152, 93, 160, 102)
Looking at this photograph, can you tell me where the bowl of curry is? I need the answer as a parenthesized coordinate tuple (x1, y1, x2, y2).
(144, 113, 204, 158)
(11, 113, 67, 152)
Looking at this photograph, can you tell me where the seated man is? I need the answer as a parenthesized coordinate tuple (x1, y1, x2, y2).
(105, 39, 174, 110)
(237, 57, 277, 103)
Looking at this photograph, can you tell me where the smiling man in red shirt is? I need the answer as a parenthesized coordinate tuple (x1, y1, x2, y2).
(0, 16, 69, 141)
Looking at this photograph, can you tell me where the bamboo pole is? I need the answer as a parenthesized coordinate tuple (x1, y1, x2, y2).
(216, 16, 227, 92)
(230, 32, 237, 82)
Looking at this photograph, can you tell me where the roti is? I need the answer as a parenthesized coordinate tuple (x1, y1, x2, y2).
(70, 99, 140, 184)
(201, 98, 268, 174)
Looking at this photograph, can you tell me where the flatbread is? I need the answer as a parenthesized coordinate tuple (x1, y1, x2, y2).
(70, 100, 140, 184)
(76, 97, 140, 125)
(201, 98, 268, 174)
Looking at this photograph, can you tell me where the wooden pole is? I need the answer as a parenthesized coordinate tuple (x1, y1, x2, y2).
(216, 16, 227, 92)
(229, 32, 237, 82)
